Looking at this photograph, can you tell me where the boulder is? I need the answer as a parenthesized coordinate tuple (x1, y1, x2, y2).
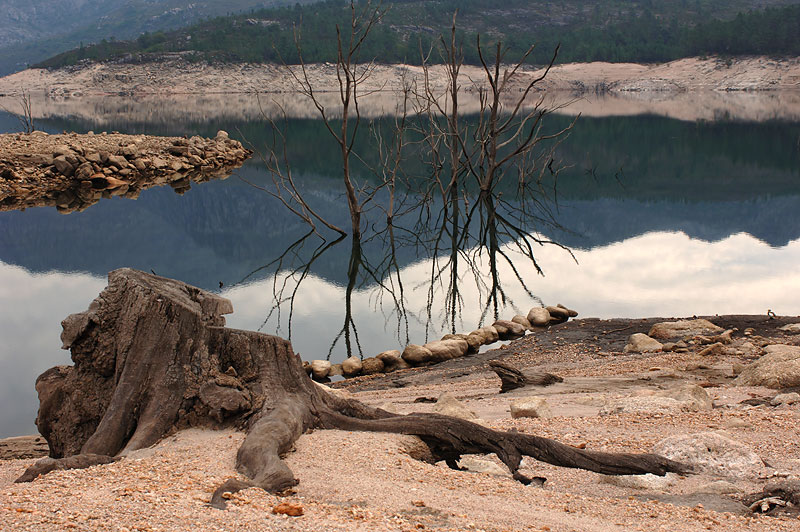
(510, 396, 552, 419)
(376, 350, 409, 372)
(328, 364, 343, 377)
(310, 360, 331, 381)
(424, 339, 469, 362)
(52, 156, 75, 176)
(361, 357, 385, 375)
(341, 356, 363, 377)
(492, 320, 526, 340)
(557, 304, 578, 318)
(463, 333, 483, 352)
(648, 319, 723, 340)
(653, 431, 765, 478)
(402, 344, 433, 365)
(527, 307, 551, 327)
(779, 323, 800, 335)
(546, 305, 570, 323)
(623, 333, 663, 353)
(658, 383, 713, 411)
(511, 315, 532, 329)
(433, 393, 479, 421)
(733, 344, 800, 389)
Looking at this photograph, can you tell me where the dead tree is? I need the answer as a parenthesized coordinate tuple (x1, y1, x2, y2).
(489, 360, 563, 393)
(19, 269, 688, 507)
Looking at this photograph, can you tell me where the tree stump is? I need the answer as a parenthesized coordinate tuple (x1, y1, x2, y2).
(19, 269, 690, 507)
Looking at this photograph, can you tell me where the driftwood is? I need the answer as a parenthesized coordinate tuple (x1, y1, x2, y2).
(489, 360, 564, 393)
(20, 269, 689, 508)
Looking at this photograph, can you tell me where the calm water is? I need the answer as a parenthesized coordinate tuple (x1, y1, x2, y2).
(1, 92, 799, 438)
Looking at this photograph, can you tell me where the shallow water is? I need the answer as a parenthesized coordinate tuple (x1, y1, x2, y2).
(0, 92, 798, 438)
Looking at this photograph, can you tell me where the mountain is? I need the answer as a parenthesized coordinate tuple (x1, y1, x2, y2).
(0, 0, 321, 75)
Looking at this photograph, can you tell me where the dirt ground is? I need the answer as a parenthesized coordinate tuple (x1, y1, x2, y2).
(2, 314, 800, 531)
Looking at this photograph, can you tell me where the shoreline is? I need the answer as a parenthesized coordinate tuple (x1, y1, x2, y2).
(0, 56, 798, 98)
(2, 311, 800, 530)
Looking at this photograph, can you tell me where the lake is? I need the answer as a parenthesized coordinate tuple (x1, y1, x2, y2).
(1, 91, 799, 438)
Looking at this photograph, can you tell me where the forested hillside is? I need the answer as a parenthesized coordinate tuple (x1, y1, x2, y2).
(33, 0, 800, 69)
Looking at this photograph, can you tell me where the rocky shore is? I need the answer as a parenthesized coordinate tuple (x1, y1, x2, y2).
(0, 130, 251, 212)
(0, 56, 797, 98)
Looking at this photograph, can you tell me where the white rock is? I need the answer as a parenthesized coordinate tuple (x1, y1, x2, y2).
(734, 344, 800, 389)
(457, 456, 509, 477)
(601, 396, 683, 415)
(697, 480, 743, 495)
(779, 323, 800, 335)
(653, 431, 765, 478)
(433, 393, 479, 421)
(771, 392, 800, 406)
(623, 333, 663, 353)
(600, 472, 677, 490)
(510, 396, 552, 419)
(657, 383, 713, 411)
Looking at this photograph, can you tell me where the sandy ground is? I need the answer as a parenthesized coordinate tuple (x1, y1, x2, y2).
(2, 315, 800, 531)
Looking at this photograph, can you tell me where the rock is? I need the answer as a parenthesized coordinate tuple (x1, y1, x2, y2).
(510, 396, 552, 419)
(106, 154, 129, 169)
(511, 314, 532, 329)
(272, 502, 303, 516)
(468, 326, 499, 346)
(600, 472, 677, 490)
(462, 333, 483, 352)
(601, 396, 684, 415)
(0, 435, 49, 460)
(697, 480, 743, 495)
(376, 350, 408, 372)
(698, 342, 725, 357)
(711, 329, 735, 344)
(433, 393, 479, 421)
(771, 392, 800, 406)
(52, 155, 75, 176)
(402, 344, 433, 365)
(658, 383, 713, 411)
(310, 360, 331, 381)
(341, 356, 363, 377)
(328, 364, 343, 377)
(546, 305, 570, 323)
(623, 333, 663, 353)
(734, 344, 800, 389)
(216, 130, 230, 140)
(779, 323, 800, 335)
(457, 456, 509, 477)
(653, 431, 765, 477)
(423, 339, 469, 362)
(360, 357, 385, 375)
(557, 303, 578, 318)
(492, 320, 526, 340)
(648, 319, 723, 340)
(527, 307, 551, 327)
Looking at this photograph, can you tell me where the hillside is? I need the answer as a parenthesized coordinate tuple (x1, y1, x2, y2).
(28, 0, 800, 71)
(0, 0, 320, 75)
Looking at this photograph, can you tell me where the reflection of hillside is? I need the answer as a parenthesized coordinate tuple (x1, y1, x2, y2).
(1, 163, 798, 291)
(3, 89, 800, 126)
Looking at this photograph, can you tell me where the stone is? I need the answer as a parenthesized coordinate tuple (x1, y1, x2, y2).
(648, 319, 723, 340)
(697, 480, 743, 495)
(653, 431, 765, 478)
(468, 326, 499, 346)
(511, 314, 532, 329)
(600, 396, 684, 415)
(376, 350, 408, 372)
(779, 323, 800, 335)
(527, 307, 551, 327)
(360, 357, 385, 375)
(546, 305, 570, 323)
(658, 383, 713, 411)
(424, 339, 469, 362)
(510, 396, 552, 419)
(492, 320, 526, 340)
(433, 393, 478, 421)
(623, 333, 663, 353)
(457, 456, 509, 477)
(52, 155, 75, 176)
(310, 360, 331, 381)
(711, 329, 735, 344)
(734, 344, 800, 389)
(272, 502, 303, 516)
(600, 472, 677, 490)
(771, 392, 800, 406)
(341, 356, 363, 377)
(216, 130, 230, 140)
(698, 342, 725, 357)
(557, 304, 579, 318)
(402, 344, 432, 365)
(106, 154, 129, 169)
(328, 364, 343, 377)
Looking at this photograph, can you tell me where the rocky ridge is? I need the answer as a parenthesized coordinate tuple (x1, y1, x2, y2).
(0, 130, 251, 212)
